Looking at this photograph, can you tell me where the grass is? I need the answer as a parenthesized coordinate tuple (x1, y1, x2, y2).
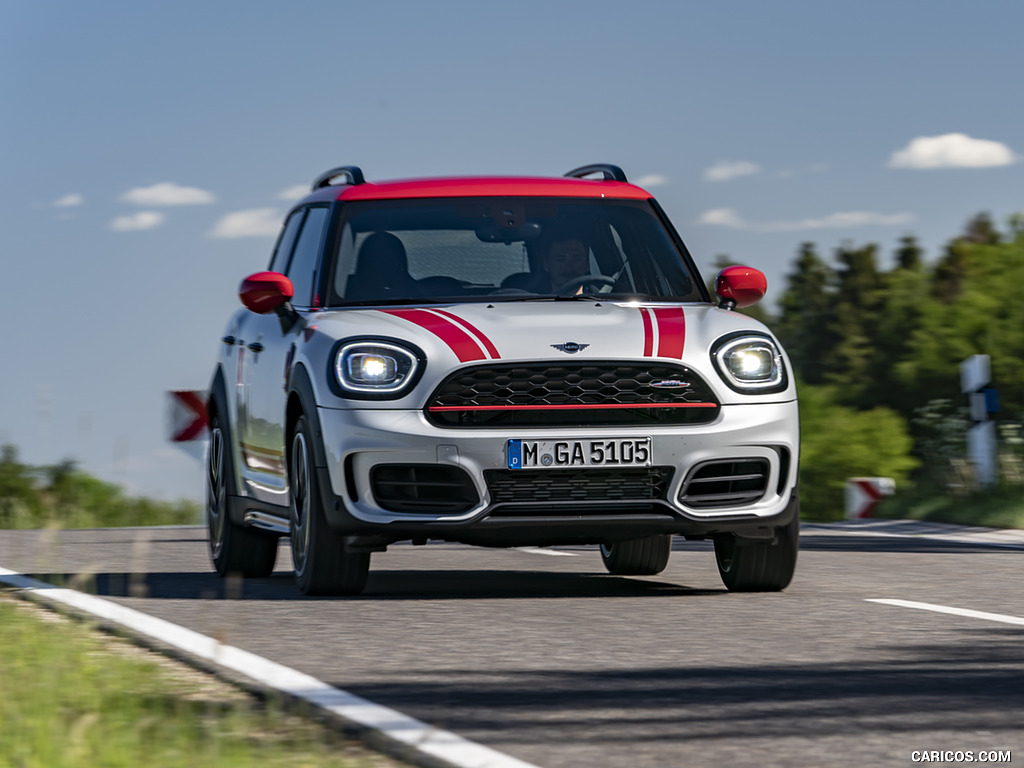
(874, 482, 1024, 529)
(0, 596, 404, 768)
(0, 495, 201, 530)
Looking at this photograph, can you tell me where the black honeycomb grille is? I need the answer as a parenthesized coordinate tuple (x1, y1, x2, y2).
(427, 362, 720, 428)
(485, 467, 675, 506)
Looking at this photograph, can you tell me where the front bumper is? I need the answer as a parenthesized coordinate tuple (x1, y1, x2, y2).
(315, 400, 799, 545)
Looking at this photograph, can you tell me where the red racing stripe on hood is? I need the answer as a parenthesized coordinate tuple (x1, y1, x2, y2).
(653, 307, 685, 358)
(432, 309, 501, 359)
(639, 307, 654, 357)
(380, 308, 488, 362)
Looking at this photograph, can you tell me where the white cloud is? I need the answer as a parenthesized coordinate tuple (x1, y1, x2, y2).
(632, 174, 668, 188)
(697, 208, 913, 232)
(109, 211, 165, 231)
(704, 161, 761, 182)
(777, 163, 827, 179)
(277, 184, 310, 201)
(761, 211, 915, 231)
(697, 208, 747, 228)
(121, 182, 217, 206)
(208, 208, 281, 238)
(888, 133, 1018, 169)
(54, 193, 84, 207)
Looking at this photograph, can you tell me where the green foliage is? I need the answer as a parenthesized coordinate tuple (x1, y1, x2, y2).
(875, 483, 1024, 529)
(776, 243, 837, 385)
(0, 599, 384, 767)
(0, 445, 199, 529)
(756, 215, 1024, 522)
(798, 383, 918, 521)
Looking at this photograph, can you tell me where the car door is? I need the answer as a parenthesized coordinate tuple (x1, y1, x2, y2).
(237, 205, 330, 506)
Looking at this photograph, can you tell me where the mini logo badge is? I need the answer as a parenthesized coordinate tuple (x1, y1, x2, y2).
(651, 379, 690, 389)
(551, 342, 590, 354)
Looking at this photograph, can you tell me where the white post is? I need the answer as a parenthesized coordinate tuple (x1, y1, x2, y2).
(960, 355, 998, 487)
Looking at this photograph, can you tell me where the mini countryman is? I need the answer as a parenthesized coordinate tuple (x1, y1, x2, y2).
(206, 164, 800, 595)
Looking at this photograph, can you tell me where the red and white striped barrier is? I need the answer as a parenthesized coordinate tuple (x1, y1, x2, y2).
(844, 477, 896, 519)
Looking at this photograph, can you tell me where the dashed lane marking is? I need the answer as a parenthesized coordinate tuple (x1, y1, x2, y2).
(866, 598, 1024, 627)
(514, 547, 580, 557)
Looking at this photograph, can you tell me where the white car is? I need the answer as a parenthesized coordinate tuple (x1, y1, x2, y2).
(206, 164, 799, 595)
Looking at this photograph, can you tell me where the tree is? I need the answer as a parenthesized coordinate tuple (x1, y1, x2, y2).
(894, 235, 923, 271)
(821, 242, 884, 406)
(775, 243, 836, 385)
(962, 212, 1000, 245)
(0, 445, 41, 527)
(898, 232, 1024, 420)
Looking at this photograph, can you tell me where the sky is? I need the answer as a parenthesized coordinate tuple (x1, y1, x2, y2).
(2, 1, 1022, 503)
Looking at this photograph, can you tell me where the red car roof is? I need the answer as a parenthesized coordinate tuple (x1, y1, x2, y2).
(335, 176, 653, 201)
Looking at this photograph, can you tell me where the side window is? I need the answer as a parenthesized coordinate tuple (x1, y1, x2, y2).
(269, 210, 305, 273)
(286, 207, 330, 307)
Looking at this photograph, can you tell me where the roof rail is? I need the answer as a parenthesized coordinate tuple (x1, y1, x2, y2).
(564, 164, 628, 183)
(311, 166, 366, 191)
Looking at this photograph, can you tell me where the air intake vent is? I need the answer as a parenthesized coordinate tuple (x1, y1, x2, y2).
(679, 459, 769, 509)
(370, 464, 479, 514)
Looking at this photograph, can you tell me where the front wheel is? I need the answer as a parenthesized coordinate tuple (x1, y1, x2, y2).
(290, 415, 369, 596)
(600, 535, 672, 575)
(714, 514, 799, 592)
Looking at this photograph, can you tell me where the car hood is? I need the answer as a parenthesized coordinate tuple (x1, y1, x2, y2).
(306, 301, 794, 405)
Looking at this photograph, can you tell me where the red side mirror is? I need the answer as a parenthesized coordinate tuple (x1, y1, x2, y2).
(714, 266, 767, 309)
(239, 271, 294, 314)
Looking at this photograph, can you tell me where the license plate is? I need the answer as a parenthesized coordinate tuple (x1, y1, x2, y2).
(507, 438, 652, 469)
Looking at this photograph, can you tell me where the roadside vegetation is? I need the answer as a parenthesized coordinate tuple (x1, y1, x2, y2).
(723, 212, 1024, 524)
(0, 445, 199, 529)
(0, 596, 401, 768)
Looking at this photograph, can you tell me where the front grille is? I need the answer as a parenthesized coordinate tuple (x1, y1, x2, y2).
(485, 467, 674, 505)
(679, 459, 769, 509)
(427, 363, 720, 428)
(370, 464, 479, 514)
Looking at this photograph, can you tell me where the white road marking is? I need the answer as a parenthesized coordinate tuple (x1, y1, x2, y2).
(514, 547, 579, 557)
(866, 598, 1024, 627)
(0, 566, 541, 768)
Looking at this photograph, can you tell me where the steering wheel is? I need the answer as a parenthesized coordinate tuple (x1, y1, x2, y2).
(554, 274, 616, 295)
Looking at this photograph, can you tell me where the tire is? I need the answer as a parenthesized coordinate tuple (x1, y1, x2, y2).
(600, 534, 672, 575)
(714, 514, 799, 592)
(289, 415, 370, 596)
(206, 414, 278, 578)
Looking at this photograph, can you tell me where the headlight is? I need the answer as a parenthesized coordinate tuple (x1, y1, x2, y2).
(711, 334, 787, 393)
(335, 341, 420, 396)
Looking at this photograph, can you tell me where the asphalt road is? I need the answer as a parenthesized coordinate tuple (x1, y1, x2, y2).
(2, 523, 1022, 768)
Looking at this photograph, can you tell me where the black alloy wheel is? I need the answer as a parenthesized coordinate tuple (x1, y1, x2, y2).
(289, 415, 370, 596)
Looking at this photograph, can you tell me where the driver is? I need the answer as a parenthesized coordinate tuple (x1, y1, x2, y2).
(541, 234, 590, 293)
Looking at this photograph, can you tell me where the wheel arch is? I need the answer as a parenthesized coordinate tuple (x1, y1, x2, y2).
(286, 363, 329, 470)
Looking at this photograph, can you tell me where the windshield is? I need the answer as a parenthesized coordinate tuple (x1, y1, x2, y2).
(325, 197, 704, 306)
